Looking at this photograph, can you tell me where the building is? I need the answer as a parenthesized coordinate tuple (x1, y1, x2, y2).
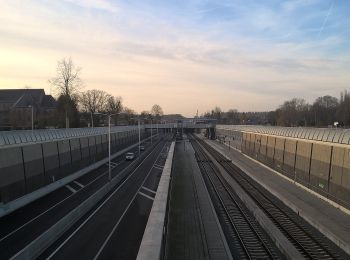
(0, 89, 57, 130)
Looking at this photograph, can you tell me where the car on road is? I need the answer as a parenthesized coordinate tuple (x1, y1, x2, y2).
(125, 152, 135, 160)
(140, 145, 145, 151)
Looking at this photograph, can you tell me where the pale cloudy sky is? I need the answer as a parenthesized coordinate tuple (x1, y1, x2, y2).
(0, 0, 349, 116)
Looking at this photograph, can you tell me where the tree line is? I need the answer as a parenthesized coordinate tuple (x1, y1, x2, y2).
(49, 58, 163, 128)
(203, 91, 350, 127)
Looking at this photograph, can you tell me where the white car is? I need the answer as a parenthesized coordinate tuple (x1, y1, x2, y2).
(140, 145, 145, 151)
(126, 152, 135, 160)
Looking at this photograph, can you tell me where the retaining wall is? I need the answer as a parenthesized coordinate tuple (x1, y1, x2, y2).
(216, 128, 350, 209)
(0, 129, 146, 204)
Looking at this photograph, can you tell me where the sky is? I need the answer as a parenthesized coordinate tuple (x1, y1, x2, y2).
(0, 0, 349, 117)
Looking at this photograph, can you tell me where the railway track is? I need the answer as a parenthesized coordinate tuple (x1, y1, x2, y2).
(191, 137, 282, 259)
(194, 135, 344, 260)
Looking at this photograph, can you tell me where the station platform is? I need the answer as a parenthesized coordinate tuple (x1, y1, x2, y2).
(204, 137, 350, 255)
(164, 138, 231, 260)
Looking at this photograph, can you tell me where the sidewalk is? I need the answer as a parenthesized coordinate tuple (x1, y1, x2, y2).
(205, 137, 350, 255)
(165, 138, 231, 260)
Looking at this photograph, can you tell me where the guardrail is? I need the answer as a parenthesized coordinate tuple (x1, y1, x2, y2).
(136, 141, 175, 260)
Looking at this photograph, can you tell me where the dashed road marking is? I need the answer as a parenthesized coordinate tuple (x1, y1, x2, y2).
(138, 192, 154, 201)
(65, 185, 77, 193)
(73, 181, 85, 188)
(141, 186, 156, 194)
(153, 163, 164, 169)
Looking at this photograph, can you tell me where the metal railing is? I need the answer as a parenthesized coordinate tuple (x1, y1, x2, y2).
(216, 125, 350, 145)
(0, 126, 140, 147)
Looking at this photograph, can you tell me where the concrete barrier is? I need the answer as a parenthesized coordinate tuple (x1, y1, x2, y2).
(310, 143, 332, 196)
(0, 135, 156, 218)
(215, 128, 350, 210)
(136, 141, 175, 260)
(70, 138, 82, 172)
(79, 137, 90, 167)
(259, 135, 268, 163)
(42, 142, 60, 183)
(295, 141, 312, 186)
(266, 136, 276, 166)
(0, 147, 26, 203)
(10, 143, 150, 260)
(57, 140, 72, 179)
(22, 144, 45, 193)
(88, 136, 97, 163)
(283, 139, 297, 178)
(274, 137, 285, 171)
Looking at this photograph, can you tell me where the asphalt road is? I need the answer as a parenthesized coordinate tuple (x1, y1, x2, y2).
(0, 137, 163, 260)
(39, 139, 170, 259)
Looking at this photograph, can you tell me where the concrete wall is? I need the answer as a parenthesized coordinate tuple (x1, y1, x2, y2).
(310, 143, 332, 196)
(215, 129, 350, 209)
(259, 135, 268, 163)
(295, 141, 312, 187)
(273, 137, 285, 171)
(58, 140, 72, 178)
(283, 139, 297, 178)
(266, 136, 276, 166)
(0, 147, 25, 202)
(22, 144, 45, 193)
(42, 142, 60, 183)
(0, 128, 147, 204)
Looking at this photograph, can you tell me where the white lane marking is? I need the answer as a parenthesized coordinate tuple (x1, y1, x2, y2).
(0, 168, 111, 243)
(93, 145, 167, 260)
(105, 162, 118, 169)
(153, 166, 163, 170)
(48, 143, 166, 259)
(0, 145, 153, 243)
(73, 181, 85, 188)
(141, 186, 156, 194)
(153, 164, 164, 168)
(0, 157, 125, 243)
(138, 192, 154, 201)
(65, 185, 77, 193)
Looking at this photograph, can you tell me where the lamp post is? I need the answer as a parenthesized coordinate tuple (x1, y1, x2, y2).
(150, 118, 153, 144)
(95, 111, 126, 182)
(28, 105, 34, 135)
(90, 111, 94, 128)
(131, 116, 145, 160)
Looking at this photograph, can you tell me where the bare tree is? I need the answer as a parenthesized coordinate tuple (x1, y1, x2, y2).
(105, 96, 123, 125)
(123, 107, 136, 124)
(80, 89, 109, 127)
(337, 90, 350, 126)
(49, 57, 82, 128)
(151, 104, 164, 122)
(312, 95, 338, 126)
(277, 98, 309, 126)
(50, 57, 82, 98)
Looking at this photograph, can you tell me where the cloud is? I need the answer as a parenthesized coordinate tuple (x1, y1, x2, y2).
(62, 0, 119, 13)
(0, 0, 349, 116)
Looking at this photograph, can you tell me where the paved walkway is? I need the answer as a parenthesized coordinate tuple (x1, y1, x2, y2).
(165, 138, 230, 260)
(205, 137, 350, 255)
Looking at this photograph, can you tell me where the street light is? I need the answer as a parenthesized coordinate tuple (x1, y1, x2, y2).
(150, 117, 153, 144)
(94, 111, 127, 182)
(131, 116, 146, 160)
(28, 105, 34, 134)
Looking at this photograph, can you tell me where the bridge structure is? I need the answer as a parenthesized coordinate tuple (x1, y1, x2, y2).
(0, 124, 349, 259)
